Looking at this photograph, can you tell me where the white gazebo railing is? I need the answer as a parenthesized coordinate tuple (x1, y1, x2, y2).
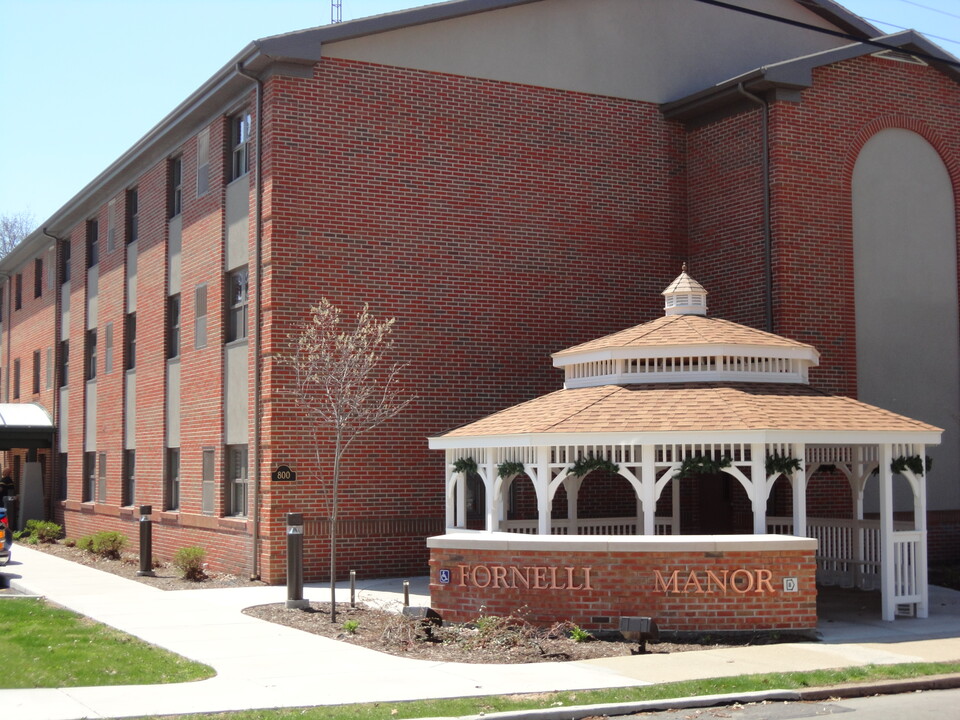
(767, 516, 922, 612)
(502, 516, 675, 536)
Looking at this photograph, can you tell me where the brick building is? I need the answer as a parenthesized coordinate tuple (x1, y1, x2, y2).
(2, 0, 958, 583)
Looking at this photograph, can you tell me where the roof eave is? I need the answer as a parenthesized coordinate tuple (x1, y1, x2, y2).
(662, 31, 960, 124)
(428, 427, 943, 450)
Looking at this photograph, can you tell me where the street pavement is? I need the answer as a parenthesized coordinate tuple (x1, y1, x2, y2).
(2, 544, 960, 720)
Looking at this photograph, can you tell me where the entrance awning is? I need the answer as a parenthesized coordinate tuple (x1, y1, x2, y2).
(0, 404, 54, 450)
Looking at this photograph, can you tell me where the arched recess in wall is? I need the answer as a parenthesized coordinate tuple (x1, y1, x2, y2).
(852, 127, 960, 511)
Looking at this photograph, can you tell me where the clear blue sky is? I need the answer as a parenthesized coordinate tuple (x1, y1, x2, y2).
(2, 0, 958, 229)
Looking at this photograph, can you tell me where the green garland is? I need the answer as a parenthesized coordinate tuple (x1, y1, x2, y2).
(569, 454, 619, 477)
(452, 457, 478, 475)
(497, 460, 526, 479)
(765, 452, 802, 477)
(673, 454, 732, 479)
(891, 455, 933, 476)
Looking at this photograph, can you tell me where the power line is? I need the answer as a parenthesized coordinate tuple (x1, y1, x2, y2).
(863, 17, 960, 49)
(690, 0, 960, 69)
(894, 0, 960, 23)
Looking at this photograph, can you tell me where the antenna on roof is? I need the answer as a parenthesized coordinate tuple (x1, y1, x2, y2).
(331, 0, 342, 24)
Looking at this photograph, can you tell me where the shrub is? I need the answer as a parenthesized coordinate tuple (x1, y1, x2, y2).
(342, 619, 360, 634)
(22, 519, 63, 544)
(77, 531, 126, 559)
(173, 546, 207, 581)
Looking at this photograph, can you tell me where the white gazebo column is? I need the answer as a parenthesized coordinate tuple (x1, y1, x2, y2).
(641, 444, 657, 535)
(751, 442, 767, 534)
(536, 446, 552, 535)
(564, 474, 583, 534)
(879, 443, 896, 621)
(791, 443, 807, 537)
(456, 470, 467, 529)
(484, 460, 496, 533)
(446, 468, 457, 529)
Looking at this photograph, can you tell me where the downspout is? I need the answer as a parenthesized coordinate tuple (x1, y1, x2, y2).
(736, 83, 774, 333)
(237, 62, 264, 580)
(42, 228, 65, 519)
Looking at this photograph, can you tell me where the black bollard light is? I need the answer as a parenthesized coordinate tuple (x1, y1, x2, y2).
(137, 505, 155, 577)
(286, 512, 309, 609)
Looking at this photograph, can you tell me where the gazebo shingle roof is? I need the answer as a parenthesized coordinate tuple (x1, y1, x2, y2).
(441, 382, 941, 437)
(553, 314, 815, 358)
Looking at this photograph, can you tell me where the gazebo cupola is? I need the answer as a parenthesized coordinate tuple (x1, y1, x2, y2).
(662, 262, 707, 315)
(552, 266, 821, 390)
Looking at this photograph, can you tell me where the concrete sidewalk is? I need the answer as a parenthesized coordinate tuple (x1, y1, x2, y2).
(2, 545, 960, 720)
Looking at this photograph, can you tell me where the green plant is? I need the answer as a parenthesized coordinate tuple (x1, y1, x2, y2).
(497, 460, 526, 479)
(765, 452, 802, 477)
(674, 454, 732, 479)
(453, 457, 478, 475)
(891, 455, 933, 476)
(569, 624, 593, 643)
(173, 546, 208, 581)
(570, 454, 619, 477)
(77, 530, 126, 559)
(63, 537, 76, 547)
(20, 519, 63, 544)
(342, 619, 360, 634)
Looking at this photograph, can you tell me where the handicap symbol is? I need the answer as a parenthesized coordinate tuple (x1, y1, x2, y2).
(439, 569, 451, 584)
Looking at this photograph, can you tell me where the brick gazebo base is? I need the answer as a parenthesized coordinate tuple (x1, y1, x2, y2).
(427, 533, 817, 633)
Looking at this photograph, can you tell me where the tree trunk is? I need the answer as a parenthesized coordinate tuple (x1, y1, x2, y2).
(330, 434, 341, 624)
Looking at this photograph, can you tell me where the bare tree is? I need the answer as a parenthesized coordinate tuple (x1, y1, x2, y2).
(285, 298, 412, 622)
(0, 212, 37, 259)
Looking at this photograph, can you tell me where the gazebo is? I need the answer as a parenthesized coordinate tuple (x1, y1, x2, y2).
(428, 267, 942, 623)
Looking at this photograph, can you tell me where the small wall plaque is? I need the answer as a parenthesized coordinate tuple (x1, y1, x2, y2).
(272, 464, 297, 482)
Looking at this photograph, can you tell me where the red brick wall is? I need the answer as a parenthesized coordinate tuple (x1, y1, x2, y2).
(256, 58, 685, 582)
(429, 539, 817, 632)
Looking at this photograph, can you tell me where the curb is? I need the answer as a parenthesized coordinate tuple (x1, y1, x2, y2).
(419, 673, 960, 720)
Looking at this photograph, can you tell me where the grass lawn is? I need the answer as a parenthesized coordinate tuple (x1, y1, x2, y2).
(0, 597, 214, 688)
(135, 661, 960, 720)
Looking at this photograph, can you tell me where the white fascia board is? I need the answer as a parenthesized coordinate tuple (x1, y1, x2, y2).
(428, 428, 942, 450)
(553, 343, 819, 367)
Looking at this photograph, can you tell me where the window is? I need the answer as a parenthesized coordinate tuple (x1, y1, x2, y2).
(12, 359, 20, 399)
(58, 340, 69, 387)
(167, 295, 180, 359)
(169, 157, 183, 217)
(104, 322, 114, 374)
(34, 257, 43, 298)
(85, 329, 97, 381)
(83, 451, 96, 502)
(32, 350, 40, 394)
(14, 273, 21, 310)
(46, 248, 55, 291)
(46, 347, 53, 390)
(227, 444, 248, 516)
(230, 112, 251, 181)
(126, 189, 139, 244)
(123, 450, 135, 507)
(194, 284, 208, 349)
(97, 452, 107, 504)
(196, 128, 211, 196)
(125, 313, 136, 370)
(107, 199, 117, 253)
(165, 448, 180, 511)
(60, 241, 71, 284)
(202, 448, 215, 515)
(226, 267, 248, 342)
(57, 453, 67, 501)
(86, 220, 99, 267)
